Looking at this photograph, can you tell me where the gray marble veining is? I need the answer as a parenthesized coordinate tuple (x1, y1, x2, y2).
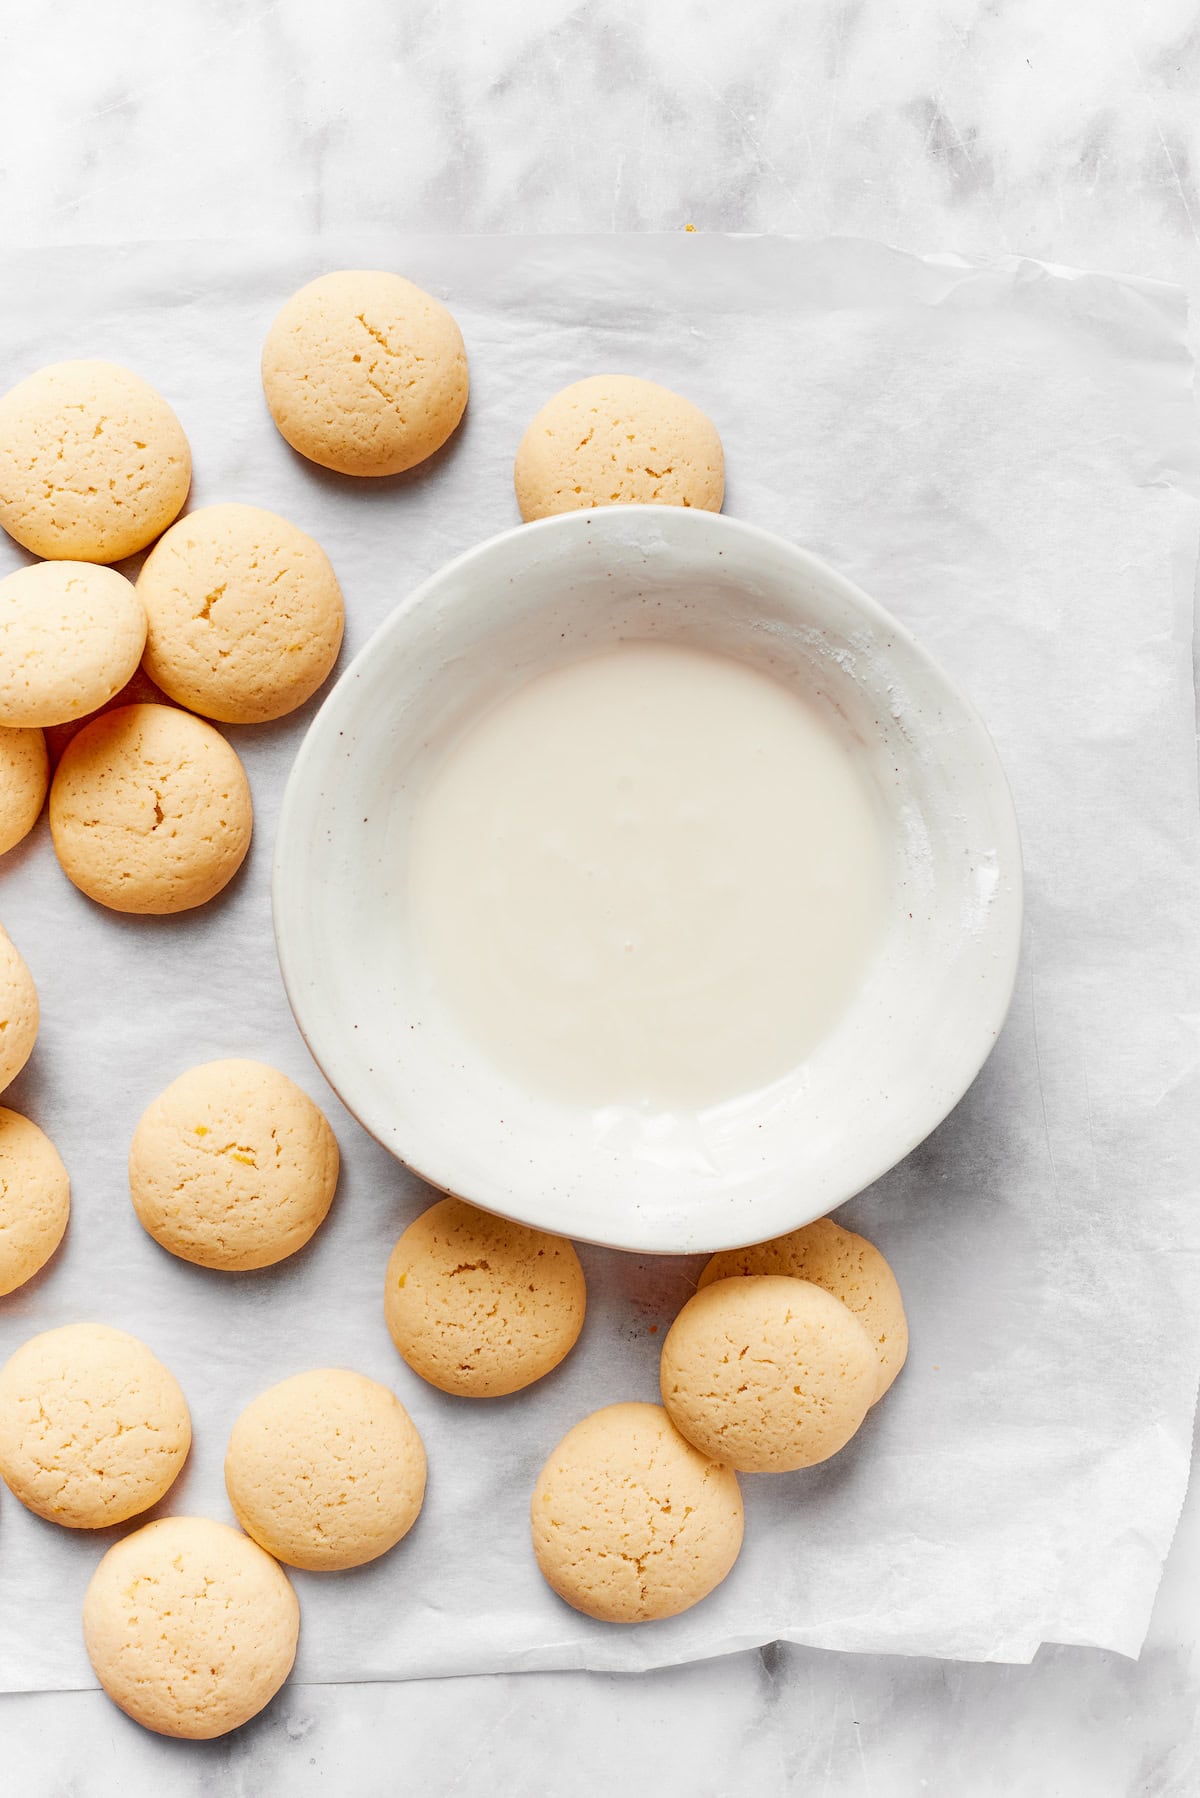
(1, 1, 1198, 1792)
(0, 0, 1198, 296)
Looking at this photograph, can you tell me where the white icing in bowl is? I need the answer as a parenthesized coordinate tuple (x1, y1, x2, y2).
(273, 506, 1022, 1254)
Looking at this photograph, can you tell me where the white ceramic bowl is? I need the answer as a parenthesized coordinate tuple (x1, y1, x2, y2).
(273, 506, 1021, 1254)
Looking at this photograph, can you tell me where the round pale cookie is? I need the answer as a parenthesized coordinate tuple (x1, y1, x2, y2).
(0, 725, 48, 854)
(514, 374, 724, 522)
(83, 1516, 299, 1740)
(531, 1401, 743, 1622)
(129, 1059, 339, 1272)
(0, 1109, 69, 1296)
(138, 502, 344, 724)
(0, 561, 146, 727)
(226, 1368, 426, 1570)
(0, 1322, 190, 1526)
(700, 1217, 908, 1402)
(261, 270, 469, 476)
(49, 703, 252, 914)
(384, 1197, 585, 1397)
(0, 923, 38, 1094)
(0, 360, 190, 562)
(660, 1276, 878, 1474)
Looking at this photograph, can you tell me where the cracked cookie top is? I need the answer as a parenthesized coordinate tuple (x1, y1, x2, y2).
(660, 1275, 878, 1473)
(700, 1216, 908, 1404)
(261, 270, 468, 477)
(129, 1057, 339, 1271)
(48, 702, 252, 914)
(531, 1400, 743, 1622)
(83, 1516, 298, 1739)
(513, 374, 724, 521)
(138, 503, 344, 725)
(384, 1195, 586, 1398)
(0, 359, 190, 562)
(226, 1368, 426, 1571)
(0, 1321, 190, 1527)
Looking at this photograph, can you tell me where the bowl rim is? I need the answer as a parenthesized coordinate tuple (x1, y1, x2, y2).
(273, 505, 1023, 1253)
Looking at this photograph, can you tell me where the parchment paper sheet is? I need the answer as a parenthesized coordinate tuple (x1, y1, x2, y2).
(0, 236, 1198, 1686)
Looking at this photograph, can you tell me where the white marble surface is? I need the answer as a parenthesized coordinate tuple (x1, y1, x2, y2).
(1, 1, 1199, 1791)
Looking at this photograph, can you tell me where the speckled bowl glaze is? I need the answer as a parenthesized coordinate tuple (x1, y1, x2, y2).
(273, 506, 1022, 1254)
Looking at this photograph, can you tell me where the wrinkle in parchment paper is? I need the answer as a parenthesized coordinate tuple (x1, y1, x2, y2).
(0, 235, 1197, 1688)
